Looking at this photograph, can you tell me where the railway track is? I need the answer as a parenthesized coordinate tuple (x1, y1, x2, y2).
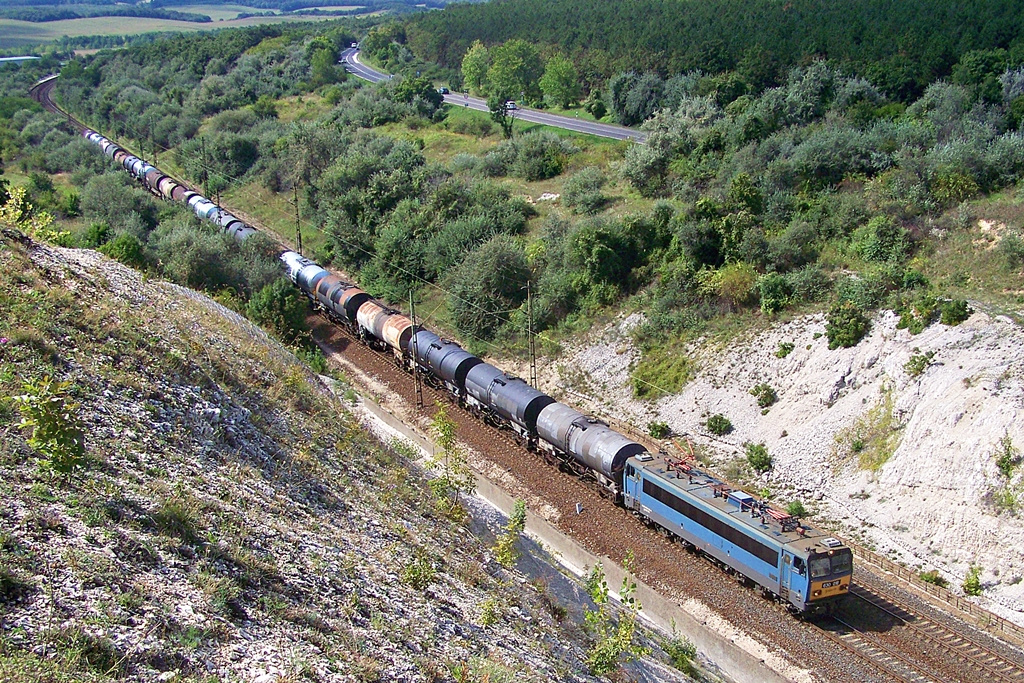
(815, 614, 938, 683)
(847, 583, 1024, 683)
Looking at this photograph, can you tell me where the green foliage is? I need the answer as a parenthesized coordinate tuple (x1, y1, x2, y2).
(631, 345, 693, 399)
(447, 235, 530, 342)
(486, 39, 544, 105)
(963, 564, 983, 596)
(98, 233, 146, 270)
(663, 628, 698, 677)
(402, 549, 436, 590)
(478, 596, 503, 626)
(705, 414, 733, 436)
(904, 348, 935, 377)
(939, 299, 972, 326)
(745, 442, 772, 473)
(252, 95, 278, 120)
(493, 499, 527, 568)
(584, 552, 650, 676)
(995, 434, 1021, 479)
(919, 569, 948, 588)
(749, 382, 777, 408)
(852, 216, 910, 263)
(428, 403, 475, 513)
(775, 342, 795, 358)
(563, 166, 607, 214)
(246, 278, 309, 344)
(758, 272, 792, 314)
(786, 500, 808, 517)
(461, 40, 490, 94)
(539, 53, 581, 108)
(826, 301, 871, 349)
(647, 421, 670, 439)
(11, 376, 87, 477)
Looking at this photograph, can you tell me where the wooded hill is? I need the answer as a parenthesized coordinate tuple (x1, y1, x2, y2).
(406, 0, 1024, 101)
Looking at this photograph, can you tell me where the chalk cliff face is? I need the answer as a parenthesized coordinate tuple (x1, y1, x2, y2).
(541, 307, 1024, 624)
(0, 235, 630, 683)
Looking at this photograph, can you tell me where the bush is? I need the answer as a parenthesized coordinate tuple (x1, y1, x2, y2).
(706, 414, 733, 435)
(919, 569, 948, 588)
(749, 383, 778, 408)
(826, 301, 871, 349)
(98, 233, 146, 269)
(963, 564, 983, 596)
(647, 421, 670, 438)
(563, 166, 607, 214)
(758, 272, 792, 314)
(786, 500, 807, 517)
(246, 278, 310, 343)
(11, 376, 87, 477)
(939, 298, 972, 326)
(904, 349, 935, 377)
(776, 342, 794, 358)
(746, 442, 772, 473)
(995, 435, 1020, 479)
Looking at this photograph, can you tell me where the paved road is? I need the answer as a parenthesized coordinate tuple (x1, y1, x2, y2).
(340, 48, 646, 143)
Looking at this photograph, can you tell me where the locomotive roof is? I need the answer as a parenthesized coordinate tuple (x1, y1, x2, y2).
(629, 451, 848, 557)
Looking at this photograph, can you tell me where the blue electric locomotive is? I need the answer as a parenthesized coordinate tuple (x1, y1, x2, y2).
(623, 453, 852, 614)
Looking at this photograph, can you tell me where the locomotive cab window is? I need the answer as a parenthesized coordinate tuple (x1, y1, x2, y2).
(831, 551, 853, 574)
(809, 556, 830, 578)
(793, 556, 805, 575)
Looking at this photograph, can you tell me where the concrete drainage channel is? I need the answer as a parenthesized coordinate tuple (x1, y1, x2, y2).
(326, 376, 800, 683)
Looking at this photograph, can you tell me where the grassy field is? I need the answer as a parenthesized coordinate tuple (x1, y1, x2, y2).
(172, 4, 363, 21)
(0, 13, 339, 50)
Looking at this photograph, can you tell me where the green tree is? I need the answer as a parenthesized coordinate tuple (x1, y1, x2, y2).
(448, 235, 530, 341)
(486, 39, 544, 104)
(539, 53, 581, 108)
(461, 40, 490, 94)
(246, 278, 309, 343)
(585, 552, 650, 675)
(428, 403, 475, 513)
(252, 95, 278, 119)
(488, 93, 517, 138)
(746, 442, 772, 473)
(963, 564, 983, 596)
(310, 46, 342, 87)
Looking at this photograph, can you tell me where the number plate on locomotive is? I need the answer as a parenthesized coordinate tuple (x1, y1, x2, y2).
(821, 579, 841, 588)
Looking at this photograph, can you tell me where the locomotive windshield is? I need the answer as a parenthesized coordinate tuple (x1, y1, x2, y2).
(809, 550, 853, 577)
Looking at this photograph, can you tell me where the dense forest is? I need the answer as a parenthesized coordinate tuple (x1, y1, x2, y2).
(406, 0, 1024, 102)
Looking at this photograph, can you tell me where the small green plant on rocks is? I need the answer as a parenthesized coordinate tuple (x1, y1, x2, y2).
(428, 403, 475, 514)
(786, 500, 807, 517)
(647, 420, 670, 438)
(493, 500, 527, 568)
(919, 570, 948, 588)
(402, 549, 436, 590)
(746, 442, 772, 473)
(705, 414, 733, 436)
(904, 348, 936, 377)
(663, 623, 698, 677)
(584, 552, 650, 676)
(775, 342, 795, 358)
(11, 376, 87, 477)
(963, 564, 983, 596)
(940, 299, 972, 326)
(749, 382, 778, 408)
(995, 434, 1021, 479)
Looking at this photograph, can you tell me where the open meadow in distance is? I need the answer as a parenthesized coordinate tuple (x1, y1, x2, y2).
(0, 10, 361, 49)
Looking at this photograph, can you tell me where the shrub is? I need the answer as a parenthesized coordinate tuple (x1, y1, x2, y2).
(563, 166, 607, 214)
(963, 564, 983, 596)
(758, 272, 792, 314)
(786, 500, 807, 517)
(647, 421, 670, 438)
(402, 550, 435, 590)
(246, 278, 309, 343)
(826, 301, 870, 349)
(664, 632, 698, 677)
(919, 569, 948, 588)
(939, 299, 972, 326)
(493, 499, 527, 568)
(11, 376, 87, 477)
(98, 233, 147, 269)
(995, 434, 1020, 479)
(904, 349, 936, 377)
(776, 342, 794, 358)
(746, 442, 772, 473)
(705, 414, 733, 435)
(749, 383, 778, 408)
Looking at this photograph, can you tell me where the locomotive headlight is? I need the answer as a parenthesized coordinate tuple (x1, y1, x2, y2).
(813, 590, 822, 597)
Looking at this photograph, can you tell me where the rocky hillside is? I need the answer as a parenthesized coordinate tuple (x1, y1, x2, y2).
(542, 296, 1024, 625)
(0, 230, 690, 682)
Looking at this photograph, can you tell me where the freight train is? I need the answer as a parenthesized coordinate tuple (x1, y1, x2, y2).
(80, 127, 852, 615)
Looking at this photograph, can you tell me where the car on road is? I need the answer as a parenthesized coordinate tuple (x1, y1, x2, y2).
(438, 87, 449, 94)
(351, 42, 358, 48)
(504, 100, 518, 110)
